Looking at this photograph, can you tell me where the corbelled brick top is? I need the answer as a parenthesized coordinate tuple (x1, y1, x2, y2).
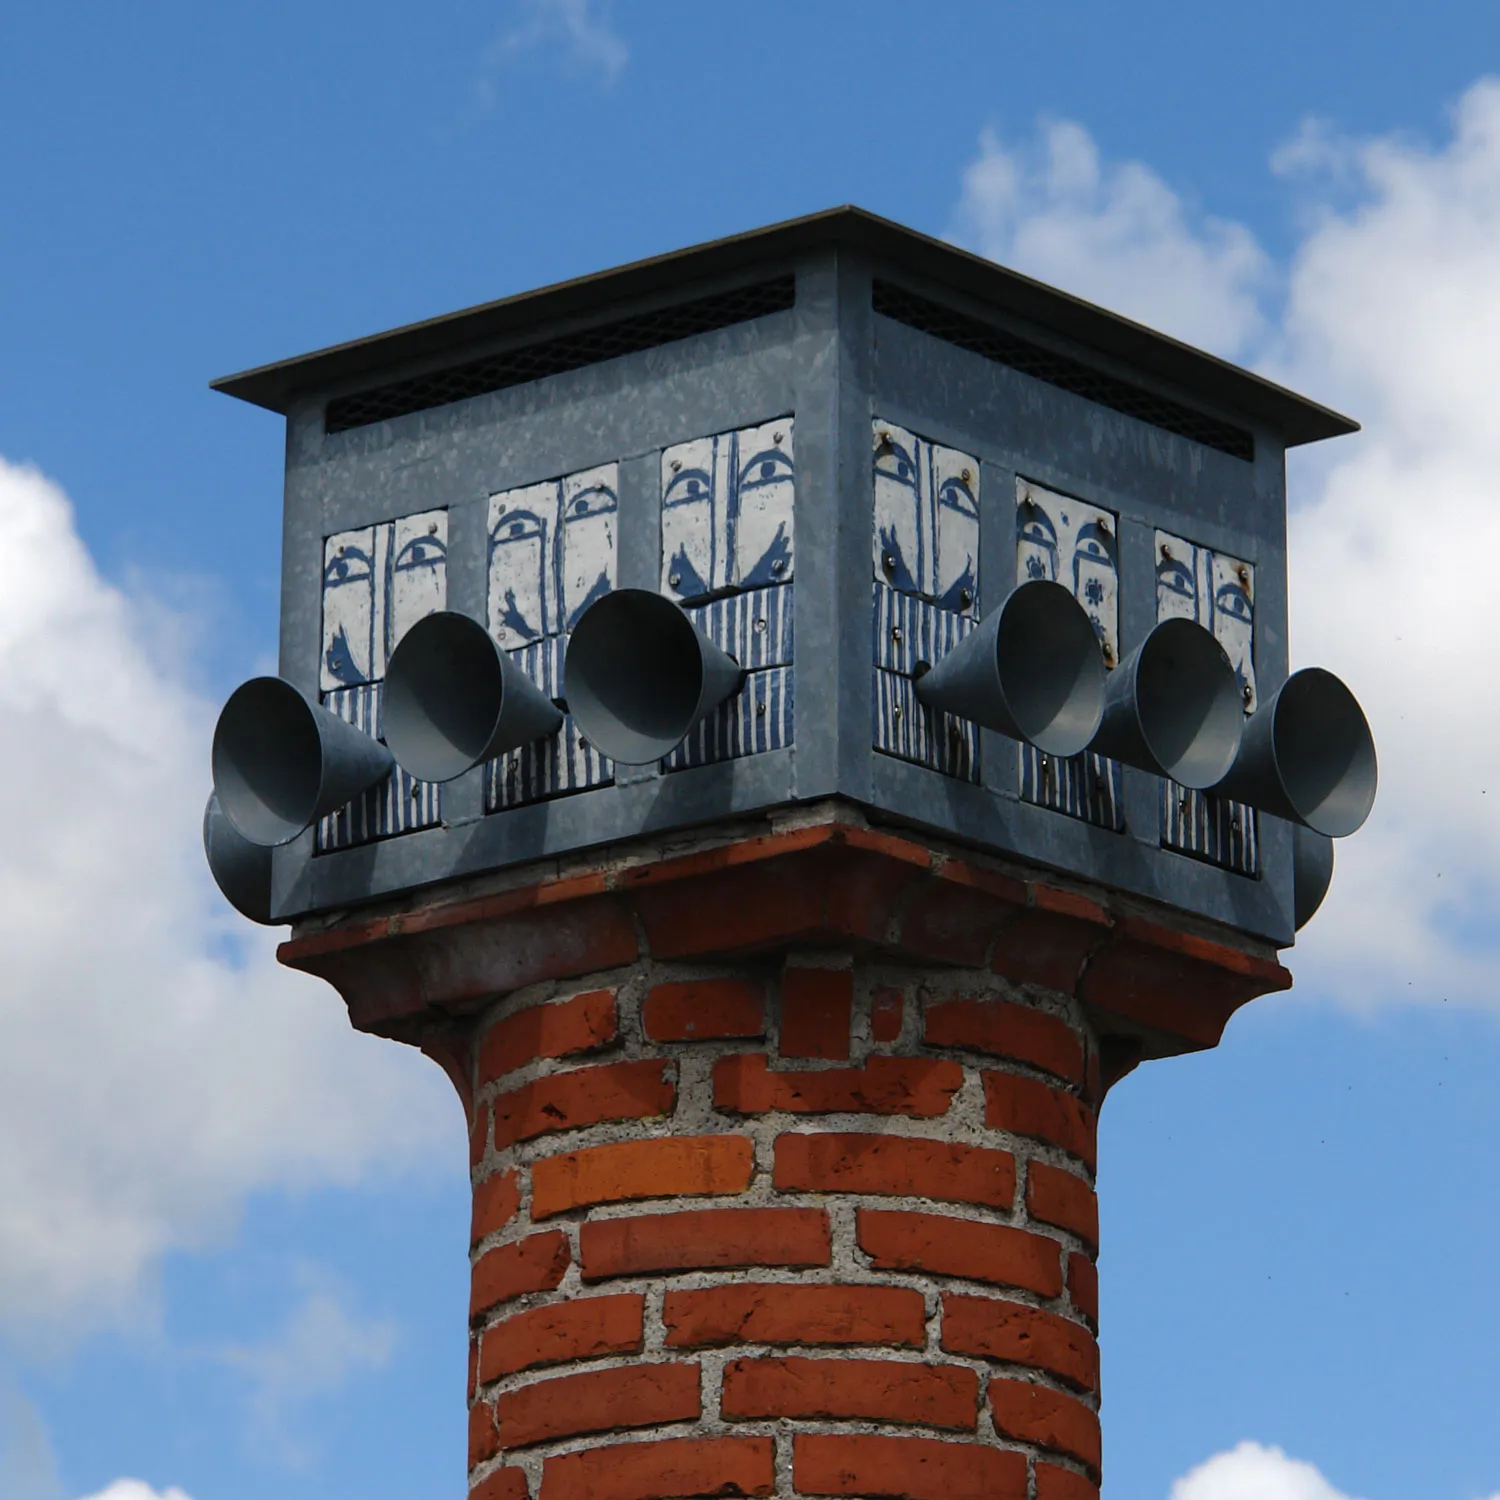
(280, 809, 1291, 1074)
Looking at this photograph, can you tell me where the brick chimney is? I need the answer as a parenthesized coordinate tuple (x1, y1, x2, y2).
(209, 209, 1365, 1499)
(280, 810, 1289, 1500)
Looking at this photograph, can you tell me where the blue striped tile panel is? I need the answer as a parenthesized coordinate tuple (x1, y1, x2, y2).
(1161, 784, 1258, 876)
(662, 666, 793, 772)
(1020, 748, 1124, 831)
(316, 683, 442, 852)
(681, 583, 794, 669)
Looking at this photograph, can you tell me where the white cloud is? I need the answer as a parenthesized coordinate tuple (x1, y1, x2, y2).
(0, 457, 457, 1345)
(76, 1483, 193, 1500)
(221, 1269, 395, 1467)
(481, 0, 628, 96)
(951, 83, 1500, 1008)
(0, 1375, 59, 1500)
(1169, 1441, 1361, 1500)
(950, 120, 1271, 357)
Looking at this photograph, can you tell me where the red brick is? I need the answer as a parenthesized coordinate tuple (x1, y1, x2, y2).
(478, 990, 618, 1085)
(469, 1336, 479, 1401)
(471, 1231, 571, 1319)
(923, 997, 1084, 1085)
(896, 878, 1019, 966)
(793, 1433, 1026, 1499)
(498, 1362, 701, 1448)
(984, 1073, 1097, 1168)
(492, 1061, 674, 1151)
(1027, 1163, 1099, 1250)
(581, 1208, 831, 1281)
(643, 979, 765, 1041)
(471, 1471, 530, 1500)
(1067, 1252, 1098, 1326)
(468, 1399, 499, 1468)
(663, 1283, 926, 1350)
(480, 1295, 644, 1381)
(541, 1436, 774, 1500)
(774, 1133, 1015, 1210)
(989, 907, 1109, 993)
(781, 966, 852, 1059)
(858, 1210, 1063, 1298)
(716, 1054, 962, 1117)
(471, 1169, 520, 1247)
(940, 1295, 1098, 1391)
(470, 1102, 491, 1169)
(871, 988, 904, 1043)
(722, 1356, 978, 1430)
(532, 1135, 754, 1219)
(990, 1380, 1101, 1472)
(1036, 1463, 1099, 1500)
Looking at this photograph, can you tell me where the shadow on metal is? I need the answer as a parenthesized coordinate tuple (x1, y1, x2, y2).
(203, 792, 275, 924)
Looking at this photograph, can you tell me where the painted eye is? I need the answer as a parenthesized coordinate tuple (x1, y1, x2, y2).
(394, 534, 447, 572)
(1216, 582, 1253, 622)
(665, 468, 711, 506)
(323, 546, 372, 586)
(570, 486, 618, 517)
(493, 510, 544, 543)
(739, 448, 794, 490)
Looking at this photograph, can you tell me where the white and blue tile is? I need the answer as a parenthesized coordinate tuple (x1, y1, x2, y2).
(1016, 479, 1123, 829)
(1156, 529, 1258, 874)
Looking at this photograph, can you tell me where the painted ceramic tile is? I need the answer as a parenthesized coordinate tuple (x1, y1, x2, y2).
(1156, 529, 1258, 874)
(682, 585, 794, 672)
(1016, 479, 1123, 828)
(870, 583, 981, 783)
(320, 509, 448, 691)
(661, 419, 794, 601)
(662, 666, 794, 772)
(872, 421, 979, 615)
(316, 683, 441, 851)
(488, 464, 619, 646)
(486, 636, 613, 811)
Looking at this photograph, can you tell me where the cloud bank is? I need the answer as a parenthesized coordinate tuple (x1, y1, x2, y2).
(951, 80, 1500, 1009)
(0, 457, 455, 1346)
(1169, 1442, 1363, 1500)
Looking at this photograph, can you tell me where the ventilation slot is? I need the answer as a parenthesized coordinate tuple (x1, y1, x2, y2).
(872, 280, 1254, 463)
(325, 276, 797, 434)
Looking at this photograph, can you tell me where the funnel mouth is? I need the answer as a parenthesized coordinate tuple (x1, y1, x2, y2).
(202, 793, 275, 924)
(1133, 618, 1244, 788)
(994, 580, 1106, 757)
(1293, 824, 1335, 929)
(1272, 668, 1378, 837)
(385, 612, 506, 782)
(567, 590, 737, 764)
(211, 677, 323, 846)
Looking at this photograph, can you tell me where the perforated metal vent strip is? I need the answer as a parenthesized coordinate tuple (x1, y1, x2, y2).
(872, 280, 1255, 463)
(325, 276, 797, 434)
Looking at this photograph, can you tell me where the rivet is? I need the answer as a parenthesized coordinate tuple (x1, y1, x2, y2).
(671, 458, 682, 472)
(891, 626, 903, 643)
(1161, 542, 1173, 559)
(877, 430, 892, 448)
(496, 627, 507, 641)
(337, 546, 346, 557)
(961, 468, 972, 482)
(882, 552, 896, 577)
(1179, 795, 1190, 813)
(774, 430, 784, 443)
(756, 701, 766, 717)
(1243, 684, 1254, 705)
(772, 558, 787, 573)
(427, 522, 438, 536)
(495, 504, 506, 518)
(1237, 564, 1250, 585)
(669, 573, 681, 587)
(410, 785, 421, 800)
(753, 618, 767, 634)
(893, 703, 903, 718)
(1102, 643, 1114, 665)
(958, 588, 972, 609)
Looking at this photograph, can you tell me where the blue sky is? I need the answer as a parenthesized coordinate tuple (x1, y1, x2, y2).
(2, 4, 1499, 1498)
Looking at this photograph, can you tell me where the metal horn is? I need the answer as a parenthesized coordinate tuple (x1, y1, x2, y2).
(1089, 617, 1244, 788)
(1210, 667, 1376, 836)
(211, 676, 393, 846)
(1293, 825, 1335, 930)
(202, 792, 275, 925)
(564, 589, 743, 765)
(914, 579, 1105, 757)
(383, 611, 562, 783)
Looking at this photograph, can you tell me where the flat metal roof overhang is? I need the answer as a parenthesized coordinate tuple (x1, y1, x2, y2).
(211, 205, 1357, 448)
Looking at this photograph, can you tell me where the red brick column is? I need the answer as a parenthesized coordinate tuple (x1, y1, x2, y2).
(280, 811, 1291, 1500)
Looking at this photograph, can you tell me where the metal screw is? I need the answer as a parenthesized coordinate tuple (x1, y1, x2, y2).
(670, 458, 682, 472)
(1098, 518, 1110, 534)
(891, 626, 903, 643)
(428, 522, 438, 536)
(410, 785, 421, 800)
(882, 552, 896, 577)
(877, 430, 892, 449)
(669, 572, 681, 587)
(1102, 643, 1114, 665)
(753, 618, 766, 634)
(1243, 684, 1254, 706)
(1180, 795, 1190, 813)
(1237, 565, 1250, 585)
(961, 468, 972, 482)
(774, 430, 784, 443)
(496, 626, 507, 641)
(958, 588, 972, 609)
(495, 504, 506, 518)
(756, 701, 766, 717)
(892, 703, 903, 719)
(1161, 542, 1173, 559)
(772, 558, 787, 573)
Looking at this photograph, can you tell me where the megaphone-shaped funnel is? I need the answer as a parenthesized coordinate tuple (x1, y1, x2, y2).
(1089, 617, 1244, 788)
(1210, 667, 1376, 836)
(914, 579, 1105, 756)
(565, 589, 743, 764)
(203, 792, 275, 924)
(211, 676, 393, 846)
(1293, 824, 1335, 930)
(383, 611, 563, 782)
